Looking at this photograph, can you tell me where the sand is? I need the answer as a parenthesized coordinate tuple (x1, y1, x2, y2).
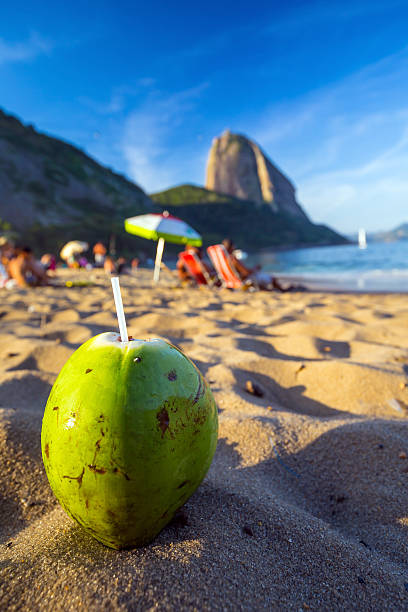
(1, 269, 408, 610)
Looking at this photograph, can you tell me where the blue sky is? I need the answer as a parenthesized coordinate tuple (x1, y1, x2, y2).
(1, 0, 408, 233)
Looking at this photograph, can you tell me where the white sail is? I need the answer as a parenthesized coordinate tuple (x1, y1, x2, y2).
(358, 228, 367, 249)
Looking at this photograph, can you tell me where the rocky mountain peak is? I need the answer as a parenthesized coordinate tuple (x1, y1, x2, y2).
(205, 130, 308, 219)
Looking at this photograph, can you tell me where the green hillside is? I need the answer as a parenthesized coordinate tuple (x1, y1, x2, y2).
(0, 108, 154, 256)
(151, 184, 347, 250)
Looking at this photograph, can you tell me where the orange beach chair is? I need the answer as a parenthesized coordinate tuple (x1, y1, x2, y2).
(206, 244, 243, 289)
(178, 251, 212, 285)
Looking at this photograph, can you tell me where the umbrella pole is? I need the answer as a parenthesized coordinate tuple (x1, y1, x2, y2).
(153, 237, 165, 283)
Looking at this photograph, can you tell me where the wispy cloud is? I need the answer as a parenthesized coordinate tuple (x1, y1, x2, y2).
(298, 124, 408, 232)
(77, 79, 157, 116)
(122, 83, 209, 192)
(0, 32, 52, 65)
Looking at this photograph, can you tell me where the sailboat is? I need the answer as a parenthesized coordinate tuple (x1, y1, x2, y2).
(358, 228, 367, 249)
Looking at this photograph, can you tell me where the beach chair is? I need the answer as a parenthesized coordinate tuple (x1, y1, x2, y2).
(178, 251, 212, 286)
(206, 244, 244, 289)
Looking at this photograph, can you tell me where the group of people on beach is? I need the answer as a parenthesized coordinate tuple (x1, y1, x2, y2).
(177, 238, 291, 291)
(1, 235, 295, 292)
(0, 238, 138, 289)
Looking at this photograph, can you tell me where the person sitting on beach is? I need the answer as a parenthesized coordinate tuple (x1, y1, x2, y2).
(40, 253, 57, 272)
(104, 255, 117, 275)
(116, 257, 129, 275)
(93, 241, 107, 267)
(222, 239, 288, 292)
(6, 246, 49, 288)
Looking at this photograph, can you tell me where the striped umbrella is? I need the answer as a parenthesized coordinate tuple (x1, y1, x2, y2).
(125, 211, 202, 282)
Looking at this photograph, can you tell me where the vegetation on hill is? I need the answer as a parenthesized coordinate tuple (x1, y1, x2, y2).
(0, 109, 154, 256)
(151, 184, 347, 250)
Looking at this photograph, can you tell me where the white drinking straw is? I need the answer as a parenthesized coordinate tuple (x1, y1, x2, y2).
(111, 276, 129, 342)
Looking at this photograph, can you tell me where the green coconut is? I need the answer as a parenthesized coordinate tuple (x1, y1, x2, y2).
(41, 332, 218, 549)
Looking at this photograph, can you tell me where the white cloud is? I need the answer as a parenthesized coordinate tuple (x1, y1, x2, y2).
(297, 128, 408, 232)
(0, 32, 52, 65)
(77, 80, 157, 116)
(122, 83, 209, 192)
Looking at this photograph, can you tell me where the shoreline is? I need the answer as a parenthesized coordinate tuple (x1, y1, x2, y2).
(276, 273, 408, 294)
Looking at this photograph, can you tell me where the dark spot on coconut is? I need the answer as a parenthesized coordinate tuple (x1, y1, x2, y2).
(92, 438, 103, 464)
(85, 499, 89, 509)
(117, 335, 133, 342)
(97, 414, 104, 423)
(169, 400, 178, 413)
(53, 406, 59, 411)
(168, 342, 184, 354)
(193, 373, 205, 404)
(157, 407, 170, 438)
(100, 428, 105, 436)
(85, 368, 92, 374)
(44, 443, 49, 459)
(7, 353, 18, 358)
(113, 467, 130, 480)
(177, 480, 189, 489)
(88, 464, 106, 475)
(194, 414, 206, 425)
(134, 356, 141, 363)
(167, 369, 177, 381)
(63, 467, 85, 487)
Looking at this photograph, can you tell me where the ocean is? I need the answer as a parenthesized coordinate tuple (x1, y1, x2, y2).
(248, 241, 408, 292)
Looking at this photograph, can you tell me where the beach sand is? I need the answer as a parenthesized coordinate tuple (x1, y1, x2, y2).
(1, 269, 408, 610)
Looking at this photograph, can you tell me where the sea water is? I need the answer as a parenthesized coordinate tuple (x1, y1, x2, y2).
(249, 242, 408, 292)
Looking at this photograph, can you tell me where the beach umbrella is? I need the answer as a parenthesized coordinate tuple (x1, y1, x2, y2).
(125, 211, 202, 282)
(60, 241, 89, 261)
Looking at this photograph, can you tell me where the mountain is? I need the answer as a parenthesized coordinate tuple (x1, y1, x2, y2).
(206, 130, 308, 219)
(0, 109, 346, 256)
(0, 109, 153, 254)
(371, 223, 408, 243)
(150, 184, 347, 250)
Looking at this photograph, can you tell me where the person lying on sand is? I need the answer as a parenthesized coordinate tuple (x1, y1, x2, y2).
(222, 239, 302, 292)
(6, 246, 49, 288)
